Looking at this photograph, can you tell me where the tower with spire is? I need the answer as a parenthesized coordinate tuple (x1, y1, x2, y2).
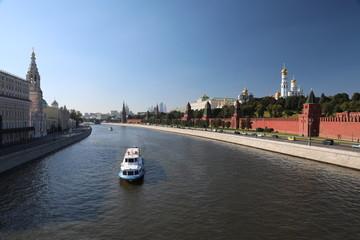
(183, 102, 192, 121)
(281, 63, 288, 98)
(121, 102, 127, 123)
(26, 49, 47, 137)
(298, 89, 321, 137)
(231, 100, 241, 129)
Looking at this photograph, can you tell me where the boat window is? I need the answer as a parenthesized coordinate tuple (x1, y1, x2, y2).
(129, 159, 134, 163)
(134, 158, 137, 162)
(122, 171, 127, 175)
(135, 171, 139, 175)
(128, 171, 134, 175)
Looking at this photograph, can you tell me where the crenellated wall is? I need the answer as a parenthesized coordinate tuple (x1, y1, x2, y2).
(319, 117, 360, 141)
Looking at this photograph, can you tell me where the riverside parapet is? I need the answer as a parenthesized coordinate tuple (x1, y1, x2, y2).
(114, 124, 360, 171)
(0, 126, 92, 173)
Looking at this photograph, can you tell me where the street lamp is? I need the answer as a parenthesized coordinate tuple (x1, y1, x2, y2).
(308, 118, 313, 146)
(254, 119, 257, 133)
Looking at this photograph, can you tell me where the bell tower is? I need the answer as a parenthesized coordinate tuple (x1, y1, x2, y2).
(27, 49, 43, 113)
(281, 63, 288, 98)
(27, 49, 47, 137)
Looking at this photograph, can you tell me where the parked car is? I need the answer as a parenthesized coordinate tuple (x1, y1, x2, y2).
(218, 129, 223, 133)
(287, 136, 296, 141)
(251, 133, 258, 137)
(272, 135, 279, 138)
(257, 134, 264, 137)
(322, 139, 334, 145)
(352, 144, 360, 148)
(233, 131, 240, 135)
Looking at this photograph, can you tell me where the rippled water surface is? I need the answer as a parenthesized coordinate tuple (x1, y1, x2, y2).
(1, 125, 360, 239)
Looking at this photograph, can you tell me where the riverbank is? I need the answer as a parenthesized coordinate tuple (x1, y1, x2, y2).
(109, 123, 360, 171)
(0, 126, 92, 173)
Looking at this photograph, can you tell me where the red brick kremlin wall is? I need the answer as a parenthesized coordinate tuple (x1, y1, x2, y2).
(245, 118, 299, 134)
(319, 116, 360, 141)
(209, 117, 299, 134)
(127, 119, 142, 124)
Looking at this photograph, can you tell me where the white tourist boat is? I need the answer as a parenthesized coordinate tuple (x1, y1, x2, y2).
(108, 127, 113, 131)
(118, 147, 145, 181)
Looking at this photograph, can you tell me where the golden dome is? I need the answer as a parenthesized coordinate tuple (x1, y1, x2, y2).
(242, 88, 248, 95)
(275, 91, 281, 99)
(291, 79, 297, 83)
(281, 68, 288, 75)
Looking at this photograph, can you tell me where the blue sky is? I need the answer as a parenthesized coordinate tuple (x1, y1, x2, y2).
(0, 0, 359, 114)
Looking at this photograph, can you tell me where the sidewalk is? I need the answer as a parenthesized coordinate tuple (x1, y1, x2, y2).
(0, 127, 88, 157)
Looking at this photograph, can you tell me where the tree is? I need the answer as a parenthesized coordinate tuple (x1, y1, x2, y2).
(70, 109, 83, 126)
(350, 101, 360, 112)
(193, 109, 203, 119)
(351, 92, 360, 101)
(241, 104, 256, 117)
(245, 117, 252, 130)
(240, 120, 246, 130)
(319, 93, 330, 104)
(322, 102, 334, 117)
(255, 103, 265, 118)
(273, 104, 283, 118)
(332, 93, 350, 105)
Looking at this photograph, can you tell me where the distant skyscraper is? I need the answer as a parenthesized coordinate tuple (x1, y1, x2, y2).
(159, 102, 164, 113)
(110, 110, 119, 117)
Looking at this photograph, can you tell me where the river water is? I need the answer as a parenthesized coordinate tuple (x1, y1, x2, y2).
(1, 125, 360, 240)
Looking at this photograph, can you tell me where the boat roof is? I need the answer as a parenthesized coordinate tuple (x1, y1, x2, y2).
(124, 147, 141, 158)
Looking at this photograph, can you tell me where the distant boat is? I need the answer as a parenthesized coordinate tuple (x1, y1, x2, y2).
(118, 147, 145, 181)
(108, 127, 113, 131)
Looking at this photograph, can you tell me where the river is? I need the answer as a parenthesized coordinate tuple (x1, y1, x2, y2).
(1, 125, 360, 239)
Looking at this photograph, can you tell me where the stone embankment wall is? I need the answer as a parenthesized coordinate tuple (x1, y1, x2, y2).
(115, 124, 360, 171)
(0, 127, 92, 173)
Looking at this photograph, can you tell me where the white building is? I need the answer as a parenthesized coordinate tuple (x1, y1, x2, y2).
(280, 64, 303, 98)
(0, 50, 47, 144)
(190, 94, 236, 110)
(288, 75, 303, 97)
(0, 70, 32, 144)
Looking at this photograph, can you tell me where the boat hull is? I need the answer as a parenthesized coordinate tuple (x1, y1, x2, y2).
(118, 171, 145, 181)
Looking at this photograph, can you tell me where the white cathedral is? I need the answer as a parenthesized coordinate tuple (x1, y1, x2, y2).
(277, 64, 303, 99)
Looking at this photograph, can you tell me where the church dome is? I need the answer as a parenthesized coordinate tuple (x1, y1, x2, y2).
(291, 79, 297, 83)
(51, 100, 59, 108)
(242, 88, 248, 95)
(42, 99, 48, 107)
(281, 68, 288, 75)
(275, 91, 281, 99)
